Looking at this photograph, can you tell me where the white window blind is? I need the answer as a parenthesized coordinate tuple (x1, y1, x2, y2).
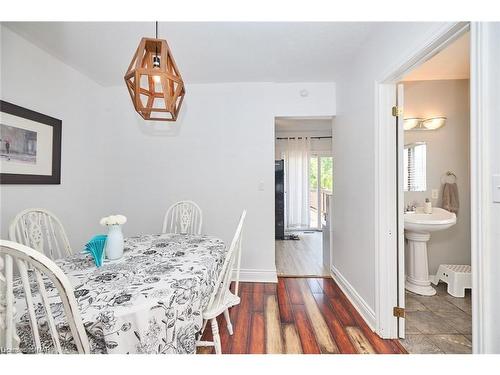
(404, 143, 426, 192)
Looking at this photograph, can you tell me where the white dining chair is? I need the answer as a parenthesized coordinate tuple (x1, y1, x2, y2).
(196, 210, 246, 354)
(9, 208, 72, 260)
(162, 200, 203, 235)
(0, 240, 90, 354)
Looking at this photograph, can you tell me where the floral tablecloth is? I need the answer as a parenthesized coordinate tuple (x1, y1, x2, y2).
(14, 233, 227, 354)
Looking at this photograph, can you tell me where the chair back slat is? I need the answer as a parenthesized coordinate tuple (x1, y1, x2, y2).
(34, 269, 62, 353)
(207, 210, 246, 311)
(1, 254, 16, 349)
(0, 240, 90, 354)
(9, 209, 72, 260)
(16, 259, 42, 352)
(162, 200, 203, 235)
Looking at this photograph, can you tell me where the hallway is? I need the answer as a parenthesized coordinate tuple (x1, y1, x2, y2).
(275, 231, 330, 277)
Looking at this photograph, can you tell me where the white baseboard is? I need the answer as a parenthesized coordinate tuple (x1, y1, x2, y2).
(330, 265, 376, 330)
(233, 268, 278, 283)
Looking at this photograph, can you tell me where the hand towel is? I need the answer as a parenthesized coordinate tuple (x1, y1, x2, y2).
(442, 182, 459, 214)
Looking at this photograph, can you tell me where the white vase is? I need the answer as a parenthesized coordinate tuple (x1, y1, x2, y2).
(105, 225, 124, 260)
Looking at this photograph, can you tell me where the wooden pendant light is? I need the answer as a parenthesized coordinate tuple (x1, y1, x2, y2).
(124, 23, 185, 121)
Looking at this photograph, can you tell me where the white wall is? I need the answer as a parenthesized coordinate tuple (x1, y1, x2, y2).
(483, 22, 500, 354)
(403, 79, 470, 274)
(0, 25, 113, 248)
(99, 82, 335, 281)
(1, 25, 336, 282)
(331, 22, 452, 312)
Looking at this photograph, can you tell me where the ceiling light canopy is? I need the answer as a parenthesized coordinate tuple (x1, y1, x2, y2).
(124, 22, 185, 121)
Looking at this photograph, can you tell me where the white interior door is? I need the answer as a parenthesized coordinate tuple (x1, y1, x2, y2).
(396, 83, 406, 338)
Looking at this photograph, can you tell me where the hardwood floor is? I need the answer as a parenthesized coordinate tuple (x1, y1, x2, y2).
(276, 231, 330, 276)
(198, 277, 407, 354)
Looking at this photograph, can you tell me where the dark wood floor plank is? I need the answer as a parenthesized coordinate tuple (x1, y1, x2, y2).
(249, 312, 265, 354)
(285, 278, 304, 305)
(328, 296, 356, 326)
(277, 278, 294, 324)
(239, 282, 254, 294)
(292, 305, 321, 354)
(312, 292, 357, 354)
(252, 283, 265, 312)
(317, 277, 340, 299)
(264, 282, 277, 294)
(306, 278, 324, 294)
(230, 291, 252, 354)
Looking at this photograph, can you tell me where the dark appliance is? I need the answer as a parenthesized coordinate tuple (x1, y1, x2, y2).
(275, 159, 285, 240)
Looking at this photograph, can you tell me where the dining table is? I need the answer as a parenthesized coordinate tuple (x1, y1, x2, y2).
(13, 233, 227, 354)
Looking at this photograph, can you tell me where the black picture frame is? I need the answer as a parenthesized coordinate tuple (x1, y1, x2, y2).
(0, 100, 62, 184)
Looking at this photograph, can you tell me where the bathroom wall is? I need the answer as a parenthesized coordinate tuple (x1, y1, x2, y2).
(403, 79, 470, 274)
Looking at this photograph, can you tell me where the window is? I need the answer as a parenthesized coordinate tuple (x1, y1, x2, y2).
(404, 142, 426, 192)
(309, 154, 333, 229)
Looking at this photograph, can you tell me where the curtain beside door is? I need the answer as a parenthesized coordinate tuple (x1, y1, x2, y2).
(281, 137, 311, 230)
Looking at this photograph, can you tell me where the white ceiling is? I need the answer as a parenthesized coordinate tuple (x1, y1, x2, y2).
(4, 22, 378, 86)
(275, 117, 333, 133)
(403, 32, 470, 81)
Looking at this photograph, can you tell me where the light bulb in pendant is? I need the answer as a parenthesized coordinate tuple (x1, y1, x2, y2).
(152, 55, 161, 84)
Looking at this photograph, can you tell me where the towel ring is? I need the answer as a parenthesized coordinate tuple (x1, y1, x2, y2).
(441, 171, 457, 184)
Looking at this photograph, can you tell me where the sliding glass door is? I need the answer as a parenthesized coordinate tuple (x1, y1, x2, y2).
(309, 154, 333, 230)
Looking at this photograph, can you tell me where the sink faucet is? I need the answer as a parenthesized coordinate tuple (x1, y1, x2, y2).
(405, 203, 417, 212)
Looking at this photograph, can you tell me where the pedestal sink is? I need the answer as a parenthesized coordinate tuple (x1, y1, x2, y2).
(404, 207, 456, 296)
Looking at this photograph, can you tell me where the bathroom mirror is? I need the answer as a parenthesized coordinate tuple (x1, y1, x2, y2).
(404, 142, 427, 192)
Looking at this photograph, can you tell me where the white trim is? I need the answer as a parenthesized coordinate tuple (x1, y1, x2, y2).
(374, 82, 398, 338)
(374, 22, 480, 341)
(234, 268, 278, 283)
(469, 22, 489, 354)
(330, 265, 376, 330)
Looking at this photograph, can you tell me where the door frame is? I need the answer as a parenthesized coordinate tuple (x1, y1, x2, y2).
(374, 22, 488, 352)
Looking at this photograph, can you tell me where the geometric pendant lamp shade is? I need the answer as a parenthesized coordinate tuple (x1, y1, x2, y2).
(124, 37, 185, 121)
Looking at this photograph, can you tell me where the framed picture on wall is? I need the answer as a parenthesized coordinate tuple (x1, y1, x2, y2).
(0, 100, 61, 184)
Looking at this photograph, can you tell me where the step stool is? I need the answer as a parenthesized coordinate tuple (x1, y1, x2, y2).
(432, 264, 471, 298)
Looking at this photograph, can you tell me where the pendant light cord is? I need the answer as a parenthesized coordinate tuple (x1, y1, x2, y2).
(155, 21, 159, 64)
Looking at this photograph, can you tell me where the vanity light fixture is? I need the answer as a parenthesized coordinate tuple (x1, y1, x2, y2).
(422, 116, 447, 130)
(403, 116, 446, 131)
(403, 118, 423, 130)
(124, 21, 185, 121)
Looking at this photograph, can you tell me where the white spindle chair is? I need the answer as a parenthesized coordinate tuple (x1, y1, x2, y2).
(0, 240, 90, 354)
(162, 200, 203, 235)
(9, 208, 72, 260)
(196, 210, 246, 354)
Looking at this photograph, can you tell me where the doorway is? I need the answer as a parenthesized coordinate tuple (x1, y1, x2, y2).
(374, 22, 487, 353)
(274, 117, 333, 277)
(397, 31, 472, 353)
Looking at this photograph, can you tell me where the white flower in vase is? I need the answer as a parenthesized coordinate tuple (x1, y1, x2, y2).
(100, 214, 128, 226)
(99, 214, 127, 260)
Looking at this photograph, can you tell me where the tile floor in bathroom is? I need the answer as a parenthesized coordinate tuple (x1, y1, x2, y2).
(399, 282, 472, 354)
